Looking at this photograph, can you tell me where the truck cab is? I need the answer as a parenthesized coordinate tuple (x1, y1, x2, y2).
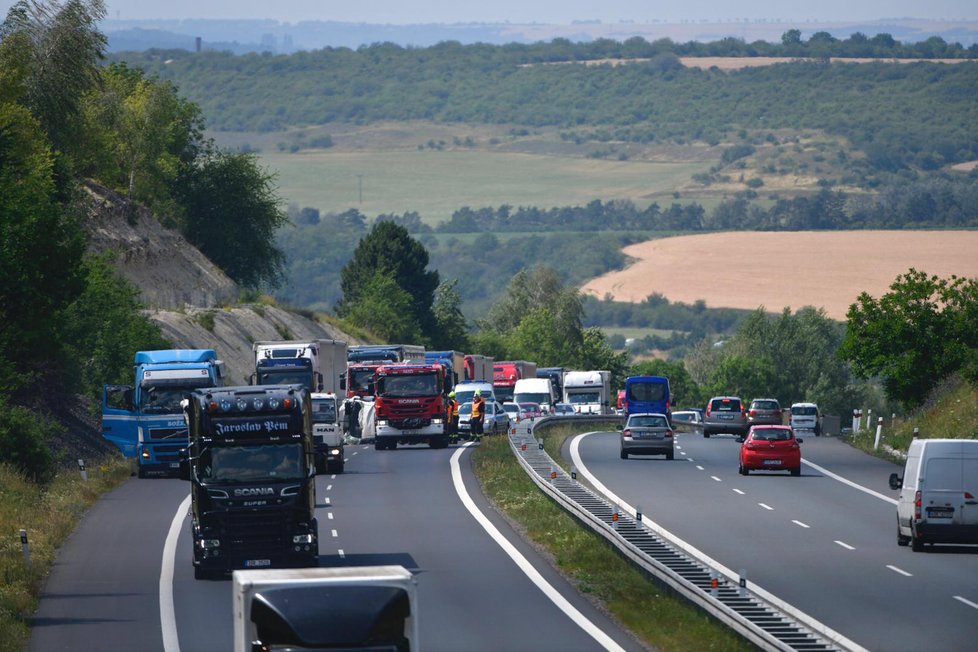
(373, 363, 449, 450)
(102, 349, 225, 477)
(181, 385, 318, 579)
(311, 392, 344, 474)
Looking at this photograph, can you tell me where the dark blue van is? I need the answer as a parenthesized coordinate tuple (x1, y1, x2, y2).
(623, 376, 671, 420)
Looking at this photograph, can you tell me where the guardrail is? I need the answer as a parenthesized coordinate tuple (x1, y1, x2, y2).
(510, 415, 846, 652)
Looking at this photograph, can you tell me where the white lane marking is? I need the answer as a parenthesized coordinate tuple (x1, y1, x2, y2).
(792, 520, 810, 529)
(802, 459, 897, 505)
(323, 496, 331, 505)
(954, 595, 978, 610)
(733, 488, 745, 495)
(710, 476, 722, 482)
(886, 565, 912, 577)
(326, 484, 332, 491)
(352, 451, 359, 456)
(569, 432, 869, 652)
(331, 529, 338, 538)
(758, 503, 774, 511)
(450, 444, 625, 651)
(687, 458, 696, 462)
(161, 493, 191, 652)
(695, 465, 705, 471)
(327, 512, 334, 520)
(835, 540, 855, 550)
(338, 549, 345, 559)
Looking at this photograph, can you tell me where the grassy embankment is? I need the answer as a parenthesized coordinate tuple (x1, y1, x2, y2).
(847, 377, 978, 460)
(0, 458, 131, 652)
(471, 421, 753, 651)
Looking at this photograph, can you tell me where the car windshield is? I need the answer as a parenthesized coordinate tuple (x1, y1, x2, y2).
(751, 429, 792, 441)
(458, 403, 472, 415)
(519, 403, 541, 412)
(311, 397, 337, 422)
(792, 406, 817, 415)
(629, 415, 668, 428)
(378, 372, 439, 397)
(503, 404, 520, 415)
(198, 443, 306, 482)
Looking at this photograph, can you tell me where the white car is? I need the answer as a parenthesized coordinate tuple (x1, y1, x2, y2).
(502, 402, 521, 427)
(789, 402, 821, 436)
(671, 410, 703, 426)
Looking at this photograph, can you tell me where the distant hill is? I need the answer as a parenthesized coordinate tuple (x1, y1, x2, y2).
(102, 17, 978, 53)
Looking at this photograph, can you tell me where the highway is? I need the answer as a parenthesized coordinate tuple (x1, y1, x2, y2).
(29, 437, 642, 652)
(569, 428, 978, 652)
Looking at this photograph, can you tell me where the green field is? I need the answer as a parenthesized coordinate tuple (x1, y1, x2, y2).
(601, 326, 685, 339)
(258, 149, 711, 224)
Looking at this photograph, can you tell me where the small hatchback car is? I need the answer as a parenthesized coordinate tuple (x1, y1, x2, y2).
(748, 398, 783, 426)
(620, 413, 674, 460)
(739, 425, 803, 476)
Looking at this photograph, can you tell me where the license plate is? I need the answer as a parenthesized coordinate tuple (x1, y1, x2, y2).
(927, 508, 953, 519)
(245, 559, 271, 568)
(719, 415, 734, 420)
(763, 459, 782, 465)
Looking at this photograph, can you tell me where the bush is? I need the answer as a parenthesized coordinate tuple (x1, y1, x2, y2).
(0, 399, 56, 483)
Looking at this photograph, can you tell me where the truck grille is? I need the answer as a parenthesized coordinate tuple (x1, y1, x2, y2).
(148, 426, 186, 441)
(225, 509, 289, 556)
(151, 445, 185, 462)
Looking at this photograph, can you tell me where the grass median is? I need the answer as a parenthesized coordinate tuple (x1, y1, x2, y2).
(0, 457, 131, 652)
(471, 423, 753, 652)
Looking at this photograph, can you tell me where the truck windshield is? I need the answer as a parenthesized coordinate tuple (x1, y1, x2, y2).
(378, 373, 439, 398)
(349, 368, 375, 392)
(312, 398, 337, 422)
(198, 444, 306, 482)
(567, 392, 600, 404)
(628, 382, 666, 402)
(140, 387, 196, 413)
(258, 370, 311, 390)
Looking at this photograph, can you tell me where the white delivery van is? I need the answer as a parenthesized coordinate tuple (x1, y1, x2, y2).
(889, 438, 978, 551)
(513, 377, 557, 414)
(789, 402, 821, 435)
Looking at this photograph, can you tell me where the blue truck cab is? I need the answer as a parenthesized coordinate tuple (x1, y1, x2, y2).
(102, 349, 225, 477)
(623, 375, 672, 421)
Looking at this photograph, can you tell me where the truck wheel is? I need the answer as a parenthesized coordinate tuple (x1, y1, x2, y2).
(327, 459, 344, 474)
(703, 431, 711, 438)
(194, 566, 214, 581)
(315, 457, 327, 474)
(137, 466, 147, 479)
(374, 440, 386, 451)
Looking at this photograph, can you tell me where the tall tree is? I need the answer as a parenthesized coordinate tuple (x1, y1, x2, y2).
(337, 221, 439, 338)
(344, 271, 424, 344)
(174, 150, 289, 289)
(432, 279, 470, 351)
(0, 0, 107, 158)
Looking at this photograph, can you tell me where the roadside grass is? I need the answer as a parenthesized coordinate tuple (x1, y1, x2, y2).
(472, 424, 753, 651)
(848, 378, 978, 459)
(0, 457, 131, 652)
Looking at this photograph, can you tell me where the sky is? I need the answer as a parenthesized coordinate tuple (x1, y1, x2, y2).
(1, 1, 976, 24)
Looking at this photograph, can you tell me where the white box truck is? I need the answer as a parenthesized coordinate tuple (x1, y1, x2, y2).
(233, 566, 418, 652)
(563, 370, 612, 414)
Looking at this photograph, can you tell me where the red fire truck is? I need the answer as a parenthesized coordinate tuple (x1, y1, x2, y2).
(373, 363, 450, 450)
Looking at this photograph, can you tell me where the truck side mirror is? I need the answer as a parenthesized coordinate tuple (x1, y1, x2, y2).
(249, 373, 256, 386)
(316, 372, 324, 392)
(178, 453, 191, 482)
(888, 472, 903, 490)
(339, 374, 346, 391)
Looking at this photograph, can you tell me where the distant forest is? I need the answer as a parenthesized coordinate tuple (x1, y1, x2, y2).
(114, 34, 978, 172)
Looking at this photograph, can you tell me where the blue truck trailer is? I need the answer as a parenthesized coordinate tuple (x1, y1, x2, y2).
(102, 349, 225, 477)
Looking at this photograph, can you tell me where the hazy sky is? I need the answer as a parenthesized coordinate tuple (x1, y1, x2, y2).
(2, 1, 976, 24)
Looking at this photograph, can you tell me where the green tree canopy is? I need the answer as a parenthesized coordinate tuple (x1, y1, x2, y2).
(337, 221, 440, 337)
(840, 269, 978, 409)
(173, 150, 289, 289)
(432, 279, 470, 351)
(344, 271, 424, 344)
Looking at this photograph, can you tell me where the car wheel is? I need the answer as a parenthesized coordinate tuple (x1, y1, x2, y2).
(374, 440, 387, 451)
(620, 449, 628, 460)
(703, 431, 711, 438)
(741, 465, 750, 476)
(791, 466, 801, 477)
(910, 524, 924, 552)
(666, 450, 674, 460)
(897, 523, 910, 547)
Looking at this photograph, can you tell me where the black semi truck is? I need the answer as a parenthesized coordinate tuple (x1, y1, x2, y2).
(180, 385, 319, 579)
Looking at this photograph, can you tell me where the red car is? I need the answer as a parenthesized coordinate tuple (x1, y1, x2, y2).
(739, 425, 803, 476)
(518, 402, 543, 420)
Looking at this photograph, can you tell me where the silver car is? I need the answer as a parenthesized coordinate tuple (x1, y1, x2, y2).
(619, 413, 674, 460)
(457, 401, 510, 437)
(703, 396, 748, 438)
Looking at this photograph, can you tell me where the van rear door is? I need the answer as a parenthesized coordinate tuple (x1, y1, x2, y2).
(961, 456, 978, 529)
(922, 456, 964, 524)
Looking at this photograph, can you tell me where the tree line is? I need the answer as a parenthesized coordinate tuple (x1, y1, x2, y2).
(114, 39, 978, 172)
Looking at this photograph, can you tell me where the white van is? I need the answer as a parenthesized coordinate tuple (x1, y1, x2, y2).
(513, 377, 557, 414)
(789, 402, 821, 436)
(889, 438, 978, 551)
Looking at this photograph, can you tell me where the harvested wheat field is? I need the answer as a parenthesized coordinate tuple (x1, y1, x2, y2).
(580, 231, 978, 321)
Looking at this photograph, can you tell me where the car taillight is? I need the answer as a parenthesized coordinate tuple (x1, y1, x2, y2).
(665, 430, 673, 438)
(706, 405, 712, 417)
(746, 442, 756, 450)
(914, 490, 921, 520)
(749, 409, 757, 416)
(622, 429, 631, 438)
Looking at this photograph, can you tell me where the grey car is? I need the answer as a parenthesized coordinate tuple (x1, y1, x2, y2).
(458, 401, 510, 437)
(620, 413, 674, 459)
(703, 396, 748, 438)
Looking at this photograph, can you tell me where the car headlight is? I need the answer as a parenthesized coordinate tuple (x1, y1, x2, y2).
(432, 418, 443, 424)
(376, 419, 388, 426)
